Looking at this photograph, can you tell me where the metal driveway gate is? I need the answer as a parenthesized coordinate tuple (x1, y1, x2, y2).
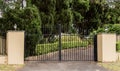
(24, 25, 96, 61)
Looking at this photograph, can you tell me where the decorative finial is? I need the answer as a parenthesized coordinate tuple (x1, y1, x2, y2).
(105, 27, 108, 33)
(14, 24, 17, 30)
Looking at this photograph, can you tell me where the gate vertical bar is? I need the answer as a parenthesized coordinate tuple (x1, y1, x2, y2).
(58, 24, 62, 61)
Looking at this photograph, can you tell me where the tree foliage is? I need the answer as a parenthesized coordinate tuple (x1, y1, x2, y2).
(72, 0, 90, 35)
(31, 0, 90, 34)
(0, 0, 120, 35)
(105, 3, 120, 24)
(0, 0, 120, 56)
(56, 0, 73, 33)
(0, 5, 41, 33)
(0, 1, 42, 55)
(31, 0, 56, 34)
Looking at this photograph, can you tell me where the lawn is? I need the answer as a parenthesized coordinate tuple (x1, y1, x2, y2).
(98, 62, 120, 71)
(0, 65, 23, 71)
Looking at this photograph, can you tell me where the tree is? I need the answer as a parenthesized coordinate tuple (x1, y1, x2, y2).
(72, 0, 90, 35)
(30, 0, 57, 43)
(0, 0, 5, 17)
(103, 1, 120, 24)
(56, 0, 73, 33)
(31, 0, 56, 34)
(0, 2, 42, 55)
(85, 3, 103, 31)
(31, 0, 74, 33)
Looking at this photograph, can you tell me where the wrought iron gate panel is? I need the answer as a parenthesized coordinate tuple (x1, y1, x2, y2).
(24, 25, 96, 61)
(61, 34, 94, 61)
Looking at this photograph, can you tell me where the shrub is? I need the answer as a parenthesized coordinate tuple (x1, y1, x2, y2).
(61, 34, 81, 42)
(35, 41, 88, 55)
(36, 43, 58, 55)
(116, 42, 120, 52)
(90, 24, 120, 37)
(62, 41, 88, 49)
(109, 24, 120, 34)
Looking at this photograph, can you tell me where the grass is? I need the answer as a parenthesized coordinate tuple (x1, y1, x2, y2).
(0, 64, 24, 71)
(98, 62, 120, 71)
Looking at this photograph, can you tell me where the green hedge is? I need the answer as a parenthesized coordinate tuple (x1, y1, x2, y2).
(116, 42, 120, 52)
(90, 24, 120, 37)
(35, 41, 88, 55)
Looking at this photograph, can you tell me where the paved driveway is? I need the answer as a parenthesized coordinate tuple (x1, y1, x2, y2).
(18, 61, 111, 71)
